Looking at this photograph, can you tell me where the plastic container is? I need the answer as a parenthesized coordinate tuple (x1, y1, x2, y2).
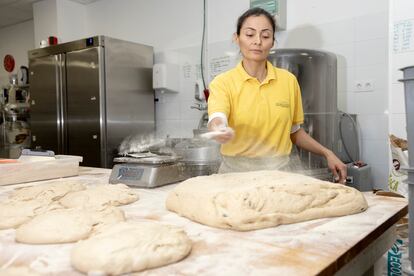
(399, 65, 414, 275)
(0, 155, 83, 186)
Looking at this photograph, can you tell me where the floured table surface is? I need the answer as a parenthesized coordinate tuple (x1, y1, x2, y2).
(0, 167, 408, 275)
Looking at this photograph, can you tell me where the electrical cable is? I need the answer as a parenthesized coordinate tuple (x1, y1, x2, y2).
(338, 111, 360, 163)
(200, 0, 207, 90)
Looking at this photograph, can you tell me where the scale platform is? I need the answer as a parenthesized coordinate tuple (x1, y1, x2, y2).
(109, 155, 187, 188)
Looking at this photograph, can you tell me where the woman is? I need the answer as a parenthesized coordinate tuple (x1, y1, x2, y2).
(207, 7, 347, 183)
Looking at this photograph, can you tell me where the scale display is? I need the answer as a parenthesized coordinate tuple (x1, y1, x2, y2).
(117, 166, 144, 180)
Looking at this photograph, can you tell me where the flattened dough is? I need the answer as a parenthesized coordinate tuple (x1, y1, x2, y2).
(15, 207, 125, 244)
(0, 266, 41, 276)
(59, 184, 138, 209)
(166, 170, 368, 231)
(71, 221, 192, 275)
(0, 199, 62, 230)
(9, 180, 86, 201)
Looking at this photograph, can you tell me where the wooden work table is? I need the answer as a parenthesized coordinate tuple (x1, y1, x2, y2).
(0, 167, 408, 275)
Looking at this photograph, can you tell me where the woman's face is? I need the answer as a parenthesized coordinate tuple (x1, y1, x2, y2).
(236, 15, 274, 62)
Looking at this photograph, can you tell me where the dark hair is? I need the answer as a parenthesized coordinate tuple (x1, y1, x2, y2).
(236, 8, 276, 39)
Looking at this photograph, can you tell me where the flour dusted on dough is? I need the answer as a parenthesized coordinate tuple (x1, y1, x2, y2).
(9, 180, 86, 201)
(166, 170, 368, 231)
(0, 199, 62, 230)
(71, 221, 192, 275)
(59, 184, 138, 209)
(15, 207, 125, 244)
(0, 180, 86, 230)
(0, 266, 41, 276)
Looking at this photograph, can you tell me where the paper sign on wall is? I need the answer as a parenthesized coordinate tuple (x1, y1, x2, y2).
(393, 19, 414, 53)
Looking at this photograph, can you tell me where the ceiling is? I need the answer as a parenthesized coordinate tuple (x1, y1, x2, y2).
(0, 0, 101, 29)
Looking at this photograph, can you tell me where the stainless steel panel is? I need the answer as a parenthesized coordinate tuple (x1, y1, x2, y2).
(29, 54, 65, 154)
(269, 49, 338, 169)
(104, 37, 155, 167)
(269, 49, 337, 114)
(66, 47, 102, 167)
(28, 36, 155, 169)
(28, 36, 104, 59)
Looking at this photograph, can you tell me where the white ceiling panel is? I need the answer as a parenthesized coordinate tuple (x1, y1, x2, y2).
(0, 0, 102, 29)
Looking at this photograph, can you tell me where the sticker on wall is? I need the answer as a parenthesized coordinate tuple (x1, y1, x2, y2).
(393, 19, 414, 53)
(182, 63, 192, 79)
(3, 54, 15, 72)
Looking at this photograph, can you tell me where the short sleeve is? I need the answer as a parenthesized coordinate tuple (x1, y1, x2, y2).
(208, 76, 231, 117)
(292, 78, 304, 125)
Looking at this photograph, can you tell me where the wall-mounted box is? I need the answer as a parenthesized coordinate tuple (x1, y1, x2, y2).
(153, 63, 180, 93)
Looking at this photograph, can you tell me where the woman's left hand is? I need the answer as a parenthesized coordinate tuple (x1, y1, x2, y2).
(325, 151, 347, 184)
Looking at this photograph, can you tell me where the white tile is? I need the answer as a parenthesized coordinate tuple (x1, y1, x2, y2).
(345, 92, 358, 114)
(323, 43, 355, 68)
(280, 25, 325, 49)
(318, 19, 355, 45)
(180, 120, 199, 138)
(357, 114, 388, 140)
(155, 100, 180, 120)
(337, 66, 355, 92)
(180, 100, 206, 121)
(390, 83, 406, 114)
(389, 114, 408, 138)
(354, 65, 388, 90)
(354, 12, 388, 42)
(355, 90, 387, 114)
(355, 38, 388, 66)
(361, 139, 389, 165)
(155, 120, 182, 139)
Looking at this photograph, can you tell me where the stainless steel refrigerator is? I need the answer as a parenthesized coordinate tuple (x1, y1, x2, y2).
(28, 36, 154, 168)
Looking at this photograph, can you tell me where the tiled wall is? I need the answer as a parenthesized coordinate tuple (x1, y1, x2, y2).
(153, 47, 206, 139)
(389, 0, 414, 139)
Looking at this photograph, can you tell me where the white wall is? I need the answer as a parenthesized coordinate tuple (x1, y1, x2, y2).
(33, 0, 86, 46)
(84, 0, 205, 138)
(33, 0, 57, 47)
(85, 0, 203, 50)
(0, 20, 34, 87)
(389, 0, 414, 139)
(56, 0, 86, 43)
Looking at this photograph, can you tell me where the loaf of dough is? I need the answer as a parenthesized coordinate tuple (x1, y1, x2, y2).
(0, 266, 41, 276)
(15, 207, 125, 244)
(0, 199, 62, 229)
(71, 221, 192, 275)
(9, 180, 86, 201)
(59, 184, 138, 209)
(166, 170, 368, 231)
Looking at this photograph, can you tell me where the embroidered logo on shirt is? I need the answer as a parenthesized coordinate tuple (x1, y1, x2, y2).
(275, 101, 290, 108)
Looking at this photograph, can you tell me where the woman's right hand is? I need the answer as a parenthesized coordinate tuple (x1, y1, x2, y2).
(208, 117, 235, 144)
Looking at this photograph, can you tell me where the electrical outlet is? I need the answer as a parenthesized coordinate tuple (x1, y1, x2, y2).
(354, 80, 375, 92)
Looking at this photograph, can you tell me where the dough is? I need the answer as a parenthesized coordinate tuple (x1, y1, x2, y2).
(0, 199, 62, 230)
(71, 221, 192, 275)
(59, 184, 138, 209)
(9, 180, 86, 202)
(166, 170, 368, 231)
(0, 266, 41, 276)
(15, 207, 125, 244)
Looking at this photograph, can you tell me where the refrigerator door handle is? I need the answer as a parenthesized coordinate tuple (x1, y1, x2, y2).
(55, 54, 67, 154)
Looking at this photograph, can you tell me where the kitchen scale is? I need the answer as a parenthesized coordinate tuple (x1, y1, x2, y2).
(109, 153, 187, 188)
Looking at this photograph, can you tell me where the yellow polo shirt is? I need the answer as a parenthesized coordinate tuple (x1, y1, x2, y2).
(208, 61, 304, 157)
